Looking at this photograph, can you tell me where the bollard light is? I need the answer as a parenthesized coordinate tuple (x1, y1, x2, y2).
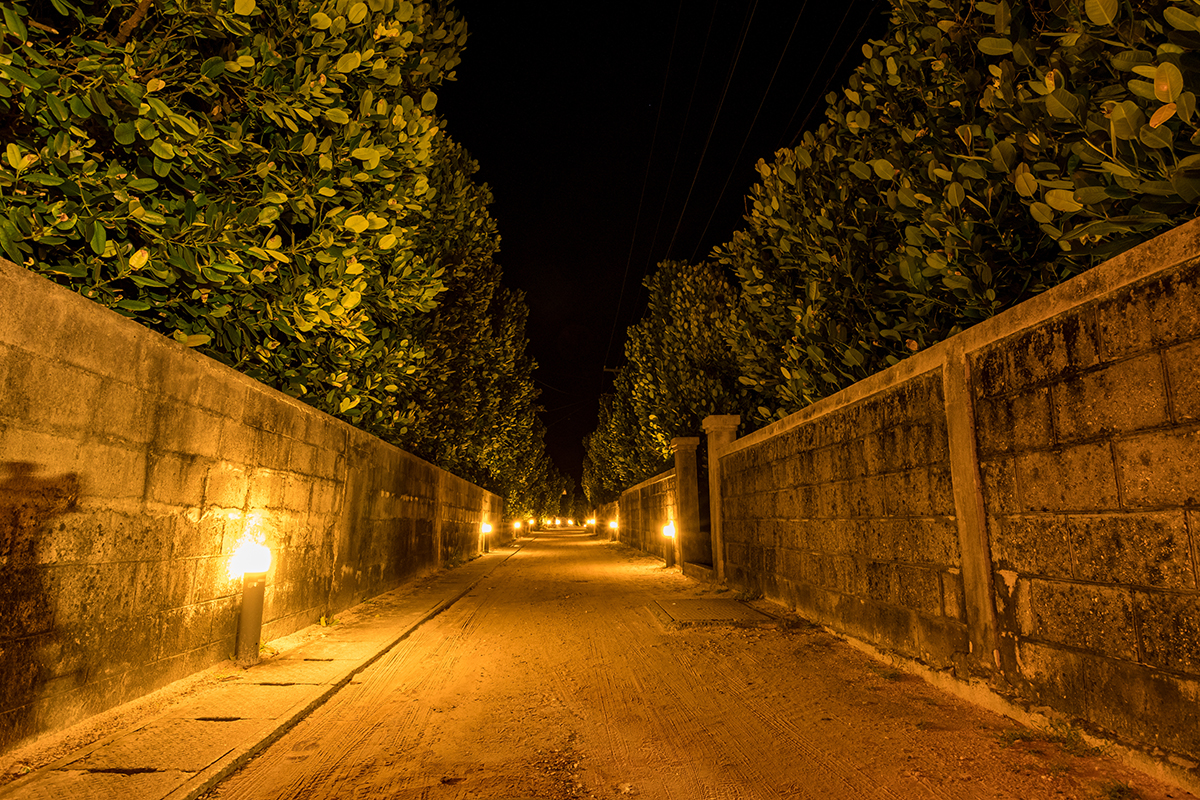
(609, 520, 618, 530)
(230, 533, 272, 668)
(568, 518, 575, 526)
(482, 522, 492, 553)
(663, 522, 676, 538)
(587, 518, 596, 526)
(514, 520, 522, 531)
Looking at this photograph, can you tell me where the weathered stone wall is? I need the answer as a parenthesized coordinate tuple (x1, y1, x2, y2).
(617, 469, 675, 557)
(974, 259, 1200, 760)
(717, 219, 1200, 771)
(721, 372, 967, 668)
(596, 501, 619, 537)
(0, 259, 502, 752)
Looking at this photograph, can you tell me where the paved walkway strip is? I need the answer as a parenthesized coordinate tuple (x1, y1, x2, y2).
(0, 545, 524, 800)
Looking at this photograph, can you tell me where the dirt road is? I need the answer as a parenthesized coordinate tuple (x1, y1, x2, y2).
(202, 531, 1191, 800)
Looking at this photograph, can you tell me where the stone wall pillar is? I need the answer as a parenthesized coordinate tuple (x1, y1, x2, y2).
(943, 342, 1000, 668)
(702, 415, 740, 583)
(671, 437, 701, 568)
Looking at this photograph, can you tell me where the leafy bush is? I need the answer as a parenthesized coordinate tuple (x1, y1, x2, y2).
(1, 0, 563, 510)
(587, 0, 1200, 492)
(728, 0, 1200, 423)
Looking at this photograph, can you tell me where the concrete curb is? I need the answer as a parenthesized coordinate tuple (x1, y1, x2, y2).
(0, 543, 525, 800)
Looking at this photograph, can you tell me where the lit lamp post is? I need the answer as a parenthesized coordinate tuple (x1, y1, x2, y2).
(662, 522, 676, 568)
(482, 522, 493, 553)
(609, 519, 619, 540)
(230, 535, 272, 668)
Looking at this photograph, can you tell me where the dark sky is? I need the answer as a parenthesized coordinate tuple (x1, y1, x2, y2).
(438, 0, 891, 486)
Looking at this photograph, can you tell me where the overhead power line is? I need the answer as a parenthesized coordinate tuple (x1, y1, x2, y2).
(640, 0, 722, 282)
(777, 0, 860, 149)
(663, 0, 759, 263)
(790, 8, 878, 146)
(599, 0, 684, 385)
(689, 0, 807, 264)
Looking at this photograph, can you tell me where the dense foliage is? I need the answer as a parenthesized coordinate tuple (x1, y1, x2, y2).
(584, 0, 1200, 502)
(582, 260, 748, 504)
(0, 0, 563, 515)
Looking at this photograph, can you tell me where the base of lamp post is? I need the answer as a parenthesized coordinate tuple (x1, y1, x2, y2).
(236, 571, 267, 667)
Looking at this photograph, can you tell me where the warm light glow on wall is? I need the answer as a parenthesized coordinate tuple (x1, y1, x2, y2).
(228, 531, 271, 579)
(662, 523, 676, 538)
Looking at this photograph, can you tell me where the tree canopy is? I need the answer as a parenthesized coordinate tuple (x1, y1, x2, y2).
(584, 0, 1200, 503)
(1, 0, 564, 515)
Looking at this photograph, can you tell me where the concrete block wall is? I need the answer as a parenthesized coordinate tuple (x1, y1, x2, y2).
(0, 258, 501, 752)
(716, 219, 1200, 771)
(974, 259, 1200, 759)
(721, 372, 968, 668)
(617, 469, 675, 557)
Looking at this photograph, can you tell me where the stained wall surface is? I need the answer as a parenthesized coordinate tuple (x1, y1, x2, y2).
(0, 259, 502, 751)
(716, 220, 1200, 770)
(617, 469, 676, 558)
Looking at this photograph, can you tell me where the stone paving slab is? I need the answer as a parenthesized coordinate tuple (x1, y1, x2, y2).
(165, 684, 319, 720)
(0, 544, 524, 800)
(14, 769, 190, 800)
(654, 597, 774, 624)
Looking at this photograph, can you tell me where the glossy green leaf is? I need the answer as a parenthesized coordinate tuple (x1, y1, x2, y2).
(1046, 189, 1083, 212)
(1085, 0, 1117, 26)
(945, 182, 965, 206)
(978, 37, 1013, 55)
(1155, 62, 1183, 102)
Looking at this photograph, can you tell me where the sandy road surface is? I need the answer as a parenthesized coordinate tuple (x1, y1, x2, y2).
(202, 531, 1192, 800)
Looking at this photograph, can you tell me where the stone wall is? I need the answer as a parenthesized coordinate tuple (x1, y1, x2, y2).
(617, 469, 675, 557)
(716, 219, 1200, 772)
(721, 371, 967, 667)
(0, 259, 502, 752)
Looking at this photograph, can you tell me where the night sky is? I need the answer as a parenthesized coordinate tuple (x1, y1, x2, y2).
(438, 0, 891, 485)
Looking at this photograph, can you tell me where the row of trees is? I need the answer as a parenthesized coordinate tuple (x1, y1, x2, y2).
(584, 0, 1200, 503)
(0, 0, 567, 515)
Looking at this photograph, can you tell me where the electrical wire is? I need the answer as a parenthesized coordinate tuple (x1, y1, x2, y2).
(664, 0, 759, 263)
(777, 0, 860, 149)
(600, 0, 683, 388)
(689, 0, 807, 264)
(789, 7, 879, 145)
(637, 0, 722, 297)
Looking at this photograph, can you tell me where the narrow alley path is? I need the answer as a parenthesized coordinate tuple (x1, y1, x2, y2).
(202, 531, 1189, 800)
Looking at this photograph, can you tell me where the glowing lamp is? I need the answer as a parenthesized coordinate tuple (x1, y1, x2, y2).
(554, 518, 561, 526)
(514, 521, 522, 530)
(609, 520, 618, 530)
(568, 519, 575, 526)
(229, 533, 271, 668)
(228, 535, 272, 579)
(481, 523, 493, 534)
(663, 523, 676, 538)
(587, 518, 596, 526)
